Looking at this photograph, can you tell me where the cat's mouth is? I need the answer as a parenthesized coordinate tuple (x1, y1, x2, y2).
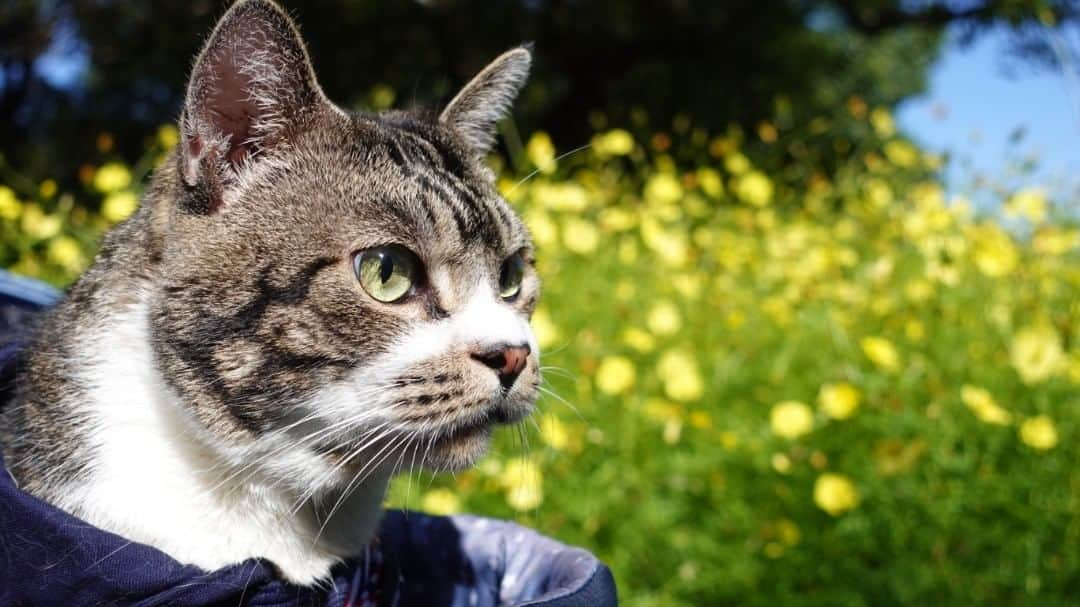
(442, 404, 517, 436)
(323, 389, 536, 474)
(408, 399, 532, 471)
(428, 403, 517, 445)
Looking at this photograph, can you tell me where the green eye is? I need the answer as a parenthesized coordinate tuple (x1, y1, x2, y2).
(499, 253, 526, 300)
(354, 246, 421, 303)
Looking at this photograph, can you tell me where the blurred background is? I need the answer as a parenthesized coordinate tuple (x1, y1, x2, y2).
(2, 1, 1078, 604)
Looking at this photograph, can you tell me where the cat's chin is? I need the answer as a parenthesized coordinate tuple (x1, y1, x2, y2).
(423, 424, 495, 472)
(414, 399, 535, 472)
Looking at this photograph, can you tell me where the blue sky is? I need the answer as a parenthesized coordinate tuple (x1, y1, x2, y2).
(897, 25, 1080, 203)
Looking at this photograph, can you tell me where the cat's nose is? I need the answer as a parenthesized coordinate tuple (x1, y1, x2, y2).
(471, 344, 531, 389)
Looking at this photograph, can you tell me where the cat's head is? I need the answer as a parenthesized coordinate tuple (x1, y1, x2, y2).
(147, 0, 539, 491)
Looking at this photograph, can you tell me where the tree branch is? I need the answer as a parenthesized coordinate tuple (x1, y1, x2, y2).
(833, 1, 1077, 35)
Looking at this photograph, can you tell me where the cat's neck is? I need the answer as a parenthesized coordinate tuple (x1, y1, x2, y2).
(47, 284, 389, 585)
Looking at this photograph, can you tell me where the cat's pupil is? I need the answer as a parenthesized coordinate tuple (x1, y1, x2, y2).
(379, 254, 393, 283)
(499, 254, 525, 299)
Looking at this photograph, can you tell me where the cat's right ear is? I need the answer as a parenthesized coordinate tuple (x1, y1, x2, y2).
(439, 46, 532, 158)
(179, 0, 327, 210)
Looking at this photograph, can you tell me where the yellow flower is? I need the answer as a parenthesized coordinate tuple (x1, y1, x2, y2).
(562, 218, 599, 254)
(724, 151, 751, 175)
(526, 132, 556, 174)
(905, 319, 925, 342)
(524, 209, 558, 248)
(1069, 351, 1080, 384)
(689, 410, 711, 429)
(864, 178, 893, 209)
(157, 124, 180, 149)
(776, 518, 801, 546)
(904, 279, 933, 303)
(813, 473, 860, 516)
(970, 223, 1018, 277)
(20, 204, 62, 240)
(92, 162, 133, 193)
(657, 349, 704, 402)
(501, 459, 543, 511)
(719, 431, 739, 451)
(1010, 324, 1064, 384)
(770, 400, 814, 439)
(595, 356, 636, 396)
(646, 301, 682, 336)
(39, 179, 57, 199)
(46, 236, 85, 273)
(870, 107, 896, 137)
(530, 307, 561, 350)
(818, 382, 861, 420)
(662, 418, 682, 445)
(643, 398, 681, 423)
(621, 327, 656, 353)
(1019, 415, 1058, 451)
(644, 173, 683, 206)
(614, 280, 635, 301)
(640, 217, 689, 267)
(733, 170, 774, 207)
(960, 385, 1012, 425)
(420, 488, 461, 515)
(696, 168, 724, 198)
(618, 238, 638, 265)
(883, 140, 919, 168)
(534, 182, 589, 212)
(1032, 226, 1079, 256)
(102, 191, 139, 223)
(761, 296, 793, 327)
(1004, 187, 1048, 223)
(671, 274, 702, 301)
(860, 336, 901, 373)
(591, 128, 635, 156)
(599, 207, 637, 232)
(771, 453, 792, 474)
(0, 185, 22, 220)
(369, 84, 396, 110)
(538, 414, 570, 451)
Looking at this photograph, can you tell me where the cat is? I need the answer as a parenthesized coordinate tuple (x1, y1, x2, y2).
(0, 0, 539, 586)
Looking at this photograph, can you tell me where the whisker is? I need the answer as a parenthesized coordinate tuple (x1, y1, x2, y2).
(507, 143, 592, 195)
(538, 384, 584, 421)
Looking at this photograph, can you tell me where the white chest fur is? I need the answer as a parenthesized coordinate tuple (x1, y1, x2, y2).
(57, 298, 387, 586)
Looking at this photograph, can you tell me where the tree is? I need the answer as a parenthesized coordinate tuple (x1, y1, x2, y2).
(0, 0, 1074, 187)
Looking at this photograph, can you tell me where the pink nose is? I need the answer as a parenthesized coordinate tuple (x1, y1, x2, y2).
(472, 344, 531, 389)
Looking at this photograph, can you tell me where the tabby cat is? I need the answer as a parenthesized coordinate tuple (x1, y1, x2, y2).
(0, 0, 539, 585)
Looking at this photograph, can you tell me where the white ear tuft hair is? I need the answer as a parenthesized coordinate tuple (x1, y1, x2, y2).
(439, 46, 532, 157)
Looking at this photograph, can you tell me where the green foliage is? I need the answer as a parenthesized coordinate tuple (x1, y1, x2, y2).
(3, 111, 1079, 604)
(10, 0, 1063, 192)
(0, 126, 175, 285)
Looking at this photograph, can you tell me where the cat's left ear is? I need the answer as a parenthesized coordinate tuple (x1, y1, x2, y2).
(179, 0, 329, 196)
(439, 46, 532, 157)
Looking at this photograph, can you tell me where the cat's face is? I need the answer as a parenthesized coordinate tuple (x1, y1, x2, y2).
(147, 0, 539, 492)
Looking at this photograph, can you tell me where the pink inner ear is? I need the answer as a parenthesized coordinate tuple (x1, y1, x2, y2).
(204, 49, 258, 166)
(179, 0, 323, 194)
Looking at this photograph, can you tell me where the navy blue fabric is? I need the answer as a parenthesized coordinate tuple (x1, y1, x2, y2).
(380, 513, 618, 607)
(0, 270, 617, 606)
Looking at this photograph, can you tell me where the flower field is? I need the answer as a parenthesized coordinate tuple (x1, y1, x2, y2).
(2, 110, 1078, 605)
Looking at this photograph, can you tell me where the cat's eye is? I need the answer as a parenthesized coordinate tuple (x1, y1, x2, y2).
(499, 253, 526, 301)
(354, 246, 422, 303)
